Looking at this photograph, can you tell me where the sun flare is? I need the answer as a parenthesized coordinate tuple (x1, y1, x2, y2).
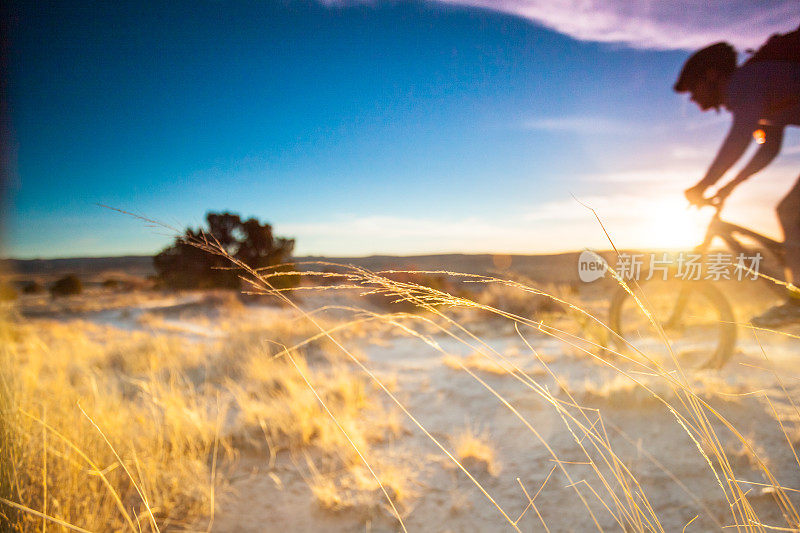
(640, 197, 709, 250)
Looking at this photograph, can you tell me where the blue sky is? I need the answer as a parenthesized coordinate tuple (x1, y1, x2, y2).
(5, 1, 800, 258)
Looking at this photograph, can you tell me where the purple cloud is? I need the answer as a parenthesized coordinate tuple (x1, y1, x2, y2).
(435, 0, 799, 50)
(322, 0, 799, 50)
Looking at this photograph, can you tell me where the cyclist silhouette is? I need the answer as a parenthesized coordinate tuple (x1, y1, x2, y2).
(675, 39, 800, 326)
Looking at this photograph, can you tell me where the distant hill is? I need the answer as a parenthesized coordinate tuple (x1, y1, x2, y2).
(1, 252, 594, 284)
(296, 253, 587, 283)
(2, 256, 156, 277)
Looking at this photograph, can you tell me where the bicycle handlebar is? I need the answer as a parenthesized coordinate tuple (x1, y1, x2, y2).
(691, 195, 725, 212)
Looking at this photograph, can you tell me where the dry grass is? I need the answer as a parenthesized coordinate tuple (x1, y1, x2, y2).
(308, 453, 416, 514)
(443, 352, 509, 376)
(443, 349, 548, 378)
(0, 296, 402, 531)
(17, 287, 166, 316)
(303, 262, 800, 532)
(451, 426, 501, 476)
(475, 281, 567, 320)
(4, 237, 800, 532)
(0, 313, 222, 531)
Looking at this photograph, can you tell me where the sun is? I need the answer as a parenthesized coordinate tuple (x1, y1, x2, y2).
(640, 197, 709, 250)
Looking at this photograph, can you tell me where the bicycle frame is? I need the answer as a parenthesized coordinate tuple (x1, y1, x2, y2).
(607, 204, 750, 368)
(695, 208, 786, 296)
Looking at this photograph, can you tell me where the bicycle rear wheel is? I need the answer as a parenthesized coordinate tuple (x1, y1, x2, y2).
(608, 279, 737, 369)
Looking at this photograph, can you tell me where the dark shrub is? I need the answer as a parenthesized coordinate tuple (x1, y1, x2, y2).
(22, 281, 45, 294)
(50, 274, 82, 297)
(154, 212, 299, 291)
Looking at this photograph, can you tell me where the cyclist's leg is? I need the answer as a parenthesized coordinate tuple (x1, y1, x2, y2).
(777, 173, 800, 297)
(752, 177, 800, 325)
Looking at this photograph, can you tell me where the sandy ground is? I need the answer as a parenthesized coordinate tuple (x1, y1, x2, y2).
(19, 289, 800, 532)
(207, 295, 800, 532)
(207, 330, 800, 532)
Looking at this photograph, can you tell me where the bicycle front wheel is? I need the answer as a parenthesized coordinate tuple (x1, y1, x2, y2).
(608, 279, 737, 369)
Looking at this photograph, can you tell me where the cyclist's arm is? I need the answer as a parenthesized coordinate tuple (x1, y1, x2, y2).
(696, 116, 755, 189)
(726, 125, 784, 188)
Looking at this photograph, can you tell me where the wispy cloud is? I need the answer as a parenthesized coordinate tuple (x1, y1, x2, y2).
(575, 168, 699, 186)
(670, 145, 709, 161)
(281, 212, 609, 255)
(322, 0, 799, 50)
(436, 0, 799, 50)
(522, 116, 632, 134)
(783, 143, 800, 156)
(283, 215, 492, 239)
(278, 180, 783, 255)
(522, 193, 673, 222)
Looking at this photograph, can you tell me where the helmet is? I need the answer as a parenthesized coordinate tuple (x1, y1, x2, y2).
(674, 42, 737, 93)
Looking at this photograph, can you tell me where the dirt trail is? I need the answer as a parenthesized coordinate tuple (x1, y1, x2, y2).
(210, 324, 800, 532)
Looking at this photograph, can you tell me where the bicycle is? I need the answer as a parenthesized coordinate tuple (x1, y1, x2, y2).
(607, 200, 787, 369)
